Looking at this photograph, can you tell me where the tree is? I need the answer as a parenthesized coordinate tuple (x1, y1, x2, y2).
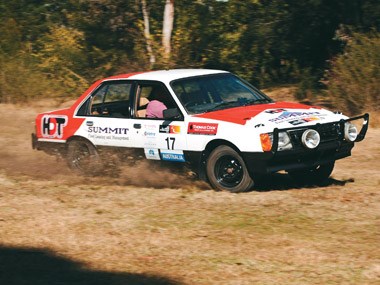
(162, 0, 174, 61)
(34, 24, 89, 94)
(326, 31, 380, 114)
(141, 0, 156, 68)
(139, 0, 175, 67)
(1, 0, 380, 103)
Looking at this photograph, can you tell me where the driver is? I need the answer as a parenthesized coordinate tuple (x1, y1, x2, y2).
(146, 87, 168, 118)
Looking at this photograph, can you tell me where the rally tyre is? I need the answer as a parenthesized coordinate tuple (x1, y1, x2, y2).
(206, 145, 254, 193)
(66, 139, 103, 175)
(288, 162, 335, 186)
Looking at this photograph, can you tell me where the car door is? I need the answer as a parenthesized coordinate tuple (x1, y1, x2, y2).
(130, 81, 187, 162)
(77, 80, 135, 147)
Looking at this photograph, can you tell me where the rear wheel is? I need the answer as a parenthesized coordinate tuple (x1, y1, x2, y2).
(206, 145, 254, 193)
(288, 162, 335, 185)
(66, 139, 103, 175)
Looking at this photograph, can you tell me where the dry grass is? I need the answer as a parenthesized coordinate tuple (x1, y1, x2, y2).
(263, 86, 299, 103)
(0, 102, 379, 284)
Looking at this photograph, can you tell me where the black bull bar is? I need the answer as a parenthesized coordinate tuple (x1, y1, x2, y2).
(269, 113, 370, 155)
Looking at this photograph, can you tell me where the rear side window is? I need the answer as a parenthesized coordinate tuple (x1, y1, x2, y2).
(78, 81, 132, 118)
(103, 83, 131, 103)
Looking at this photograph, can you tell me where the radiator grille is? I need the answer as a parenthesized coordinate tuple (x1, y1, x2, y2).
(288, 122, 342, 148)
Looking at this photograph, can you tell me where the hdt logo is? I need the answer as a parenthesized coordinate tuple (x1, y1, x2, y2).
(41, 115, 68, 138)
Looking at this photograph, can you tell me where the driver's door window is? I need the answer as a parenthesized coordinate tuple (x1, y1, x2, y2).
(133, 83, 178, 119)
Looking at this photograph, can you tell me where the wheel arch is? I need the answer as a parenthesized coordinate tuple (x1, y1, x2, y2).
(203, 140, 254, 192)
(65, 135, 102, 174)
(65, 135, 97, 150)
(204, 139, 241, 155)
(197, 139, 242, 180)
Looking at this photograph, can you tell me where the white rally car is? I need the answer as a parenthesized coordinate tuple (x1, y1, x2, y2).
(32, 69, 369, 192)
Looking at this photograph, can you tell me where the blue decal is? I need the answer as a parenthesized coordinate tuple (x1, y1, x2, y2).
(161, 152, 185, 162)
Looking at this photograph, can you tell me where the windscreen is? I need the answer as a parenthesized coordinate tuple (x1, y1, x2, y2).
(171, 73, 272, 114)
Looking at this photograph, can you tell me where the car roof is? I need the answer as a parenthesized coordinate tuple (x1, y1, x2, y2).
(103, 69, 229, 83)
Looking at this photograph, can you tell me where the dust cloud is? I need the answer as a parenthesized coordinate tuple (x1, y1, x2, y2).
(0, 103, 208, 190)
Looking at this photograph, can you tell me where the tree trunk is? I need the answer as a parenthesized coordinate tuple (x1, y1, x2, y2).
(141, 0, 155, 67)
(162, 0, 174, 60)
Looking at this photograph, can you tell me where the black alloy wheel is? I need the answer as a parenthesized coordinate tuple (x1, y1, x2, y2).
(66, 139, 102, 175)
(206, 145, 254, 193)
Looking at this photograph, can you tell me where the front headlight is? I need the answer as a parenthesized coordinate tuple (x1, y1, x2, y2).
(344, 122, 358, 142)
(301, 129, 320, 149)
(278, 132, 292, 151)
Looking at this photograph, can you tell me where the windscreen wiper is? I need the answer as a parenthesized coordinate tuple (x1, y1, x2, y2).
(244, 98, 272, 105)
(205, 101, 243, 112)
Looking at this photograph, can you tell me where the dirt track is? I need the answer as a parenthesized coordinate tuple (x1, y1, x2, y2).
(0, 103, 379, 284)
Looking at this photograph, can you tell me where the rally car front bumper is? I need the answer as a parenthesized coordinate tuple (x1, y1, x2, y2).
(243, 113, 369, 175)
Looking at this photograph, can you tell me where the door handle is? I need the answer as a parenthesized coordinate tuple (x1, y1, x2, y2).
(133, 123, 141, 129)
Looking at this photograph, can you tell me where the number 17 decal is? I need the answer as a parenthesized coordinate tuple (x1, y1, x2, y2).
(165, 137, 176, 149)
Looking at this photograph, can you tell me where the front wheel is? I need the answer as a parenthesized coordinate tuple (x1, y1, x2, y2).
(206, 145, 254, 193)
(66, 139, 103, 175)
(288, 162, 335, 186)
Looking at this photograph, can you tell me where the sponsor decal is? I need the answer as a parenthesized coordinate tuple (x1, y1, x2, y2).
(87, 126, 129, 134)
(144, 148, 161, 160)
(288, 119, 305, 126)
(269, 111, 324, 124)
(188, 122, 218, 135)
(170, 125, 181, 134)
(159, 125, 181, 134)
(144, 124, 156, 130)
(288, 116, 321, 126)
(144, 127, 157, 146)
(144, 131, 156, 137)
(87, 126, 130, 140)
(41, 115, 68, 139)
(303, 117, 320, 122)
(144, 141, 157, 147)
(160, 150, 185, 162)
(265, 109, 287, 114)
(159, 125, 170, 133)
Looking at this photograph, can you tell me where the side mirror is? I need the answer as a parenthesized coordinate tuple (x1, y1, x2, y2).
(163, 108, 182, 120)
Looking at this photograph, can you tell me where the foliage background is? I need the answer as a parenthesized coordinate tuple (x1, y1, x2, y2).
(0, 0, 379, 114)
